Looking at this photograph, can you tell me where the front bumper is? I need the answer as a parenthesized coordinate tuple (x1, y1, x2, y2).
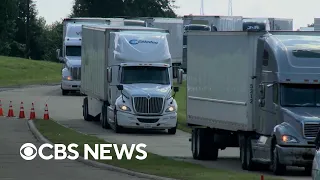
(117, 111, 177, 129)
(61, 80, 80, 91)
(277, 144, 315, 166)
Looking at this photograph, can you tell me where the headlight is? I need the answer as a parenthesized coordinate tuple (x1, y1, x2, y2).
(118, 105, 131, 111)
(63, 76, 72, 81)
(166, 106, 176, 112)
(282, 135, 298, 143)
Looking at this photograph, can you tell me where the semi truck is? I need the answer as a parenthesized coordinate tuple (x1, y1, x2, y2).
(56, 18, 124, 95)
(243, 17, 293, 31)
(142, 17, 184, 78)
(179, 30, 320, 175)
(181, 15, 243, 72)
(80, 25, 182, 135)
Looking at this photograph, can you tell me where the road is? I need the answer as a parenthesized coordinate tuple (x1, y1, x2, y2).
(0, 117, 150, 180)
(0, 85, 311, 180)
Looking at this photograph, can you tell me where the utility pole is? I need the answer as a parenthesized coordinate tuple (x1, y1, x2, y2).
(25, 0, 30, 59)
(200, 0, 204, 15)
(228, 0, 233, 16)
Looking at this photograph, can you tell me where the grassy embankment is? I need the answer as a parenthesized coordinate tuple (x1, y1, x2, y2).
(35, 119, 281, 180)
(0, 56, 61, 86)
(174, 81, 190, 133)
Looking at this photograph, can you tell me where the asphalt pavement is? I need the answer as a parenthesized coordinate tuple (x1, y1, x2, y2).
(0, 117, 150, 180)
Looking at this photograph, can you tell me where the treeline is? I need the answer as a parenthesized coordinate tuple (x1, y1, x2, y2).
(0, 0, 177, 62)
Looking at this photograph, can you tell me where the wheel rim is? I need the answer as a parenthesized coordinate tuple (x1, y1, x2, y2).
(192, 132, 196, 154)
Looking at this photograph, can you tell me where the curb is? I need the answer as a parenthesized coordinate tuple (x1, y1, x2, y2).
(27, 120, 176, 180)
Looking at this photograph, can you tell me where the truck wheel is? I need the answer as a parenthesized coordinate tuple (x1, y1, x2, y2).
(271, 142, 286, 175)
(62, 90, 68, 96)
(101, 104, 110, 129)
(83, 97, 93, 121)
(168, 124, 177, 135)
(240, 137, 248, 170)
(193, 128, 218, 160)
(113, 112, 123, 133)
(245, 136, 256, 171)
(191, 129, 198, 159)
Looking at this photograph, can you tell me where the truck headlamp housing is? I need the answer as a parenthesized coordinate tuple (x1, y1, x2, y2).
(63, 76, 72, 81)
(119, 105, 131, 112)
(281, 135, 298, 143)
(166, 106, 176, 112)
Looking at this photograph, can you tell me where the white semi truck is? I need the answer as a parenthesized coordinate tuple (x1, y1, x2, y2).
(80, 25, 182, 134)
(181, 15, 243, 72)
(243, 17, 293, 31)
(180, 30, 320, 175)
(56, 18, 124, 95)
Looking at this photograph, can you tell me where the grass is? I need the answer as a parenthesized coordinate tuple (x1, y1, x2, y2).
(34, 119, 281, 180)
(0, 56, 61, 86)
(174, 81, 190, 133)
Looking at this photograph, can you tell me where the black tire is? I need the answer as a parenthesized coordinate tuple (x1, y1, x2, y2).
(113, 111, 123, 133)
(193, 128, 218, 160)
(168, 124, 177, 135)
(271, 141, 286, 175)
(101, 104, 110, 129)
(304, 165, 312, 175)
(83, 97, 93, 121)
(245, 136, 256, 171)
(62, 90, 68, 96)
(240, 136, 248, 170)
(191, 129, 198, 159)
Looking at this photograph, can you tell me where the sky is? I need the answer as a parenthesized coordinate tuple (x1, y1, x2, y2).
(35, 0, 320, 29)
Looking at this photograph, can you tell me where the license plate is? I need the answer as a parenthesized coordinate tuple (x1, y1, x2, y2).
(143, 124, 152, 128)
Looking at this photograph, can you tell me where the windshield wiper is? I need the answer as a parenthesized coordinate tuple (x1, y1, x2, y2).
(284, 103, 316, 107)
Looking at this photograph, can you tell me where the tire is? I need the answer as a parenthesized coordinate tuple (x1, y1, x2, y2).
(168, 124, 177, 135)
(245, 136, 256, 171)
(191, 129, 198, 159)
(240, 137, 248, 170)
(83, 97, 93, 121)
(193, 128, 218, 160)
(101, 104, 110, 129)
(271, 142, 286, 175)
(62, 90, 68, 96)
(304, 165, 312, 176)
(113, 111, 123, 133)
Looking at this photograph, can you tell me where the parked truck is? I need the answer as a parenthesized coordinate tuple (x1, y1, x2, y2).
(56, 18, 124, 95)
(181, 15, 243, 72)
(141, 17, 184, 78)
(243, 17, 293, 31)
(80, 25, 181, 134)
(178, 30, 320, 175)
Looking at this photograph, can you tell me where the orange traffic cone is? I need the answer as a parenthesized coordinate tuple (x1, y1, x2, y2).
(29, 103, 36, 120)
(0, 100, 3, 116)
(43, 104, 49, 120)
(7, 101, 14, 117)
(19, 102, 25, 119)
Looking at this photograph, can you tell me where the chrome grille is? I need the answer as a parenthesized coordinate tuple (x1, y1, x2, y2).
(304, 123, 320, 138)
(133, 97, 164, 114)
(70, 67, 81, 80)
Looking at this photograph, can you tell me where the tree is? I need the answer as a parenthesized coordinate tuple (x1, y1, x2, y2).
(0, 0, 19, 56)
(71, 0, 177, 18)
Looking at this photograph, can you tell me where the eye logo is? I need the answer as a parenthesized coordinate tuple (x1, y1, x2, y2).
(20, 143, 37, 160)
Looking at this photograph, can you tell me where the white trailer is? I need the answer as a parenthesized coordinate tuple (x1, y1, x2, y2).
(314, 18, 320, 31)
(81, 25, 183, 134)
(142, 17, 184, 78)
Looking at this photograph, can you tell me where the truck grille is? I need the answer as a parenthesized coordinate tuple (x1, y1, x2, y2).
(70, 67, 81, 80)
(133, 97, 164, 114)
(304, 123, 320, 138)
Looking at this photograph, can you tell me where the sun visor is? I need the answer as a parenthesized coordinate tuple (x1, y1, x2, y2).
(112, 32, 171, 62)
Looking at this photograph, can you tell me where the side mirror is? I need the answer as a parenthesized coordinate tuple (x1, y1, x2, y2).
(259, 84, 265, 99)
(173, 87, 179, 92)
(107, 67, 112, 83)
(117, 85, 123, 91)
(177, 68, 184, 84)
(56, 49, 61, 60)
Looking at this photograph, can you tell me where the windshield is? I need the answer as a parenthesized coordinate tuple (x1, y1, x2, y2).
(292, 49, 320, 58)
(66, 46, 81, 56)
(281, 83, 320, 107)
(185, 25, 210, 31)
(121, 66, 170, 85)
